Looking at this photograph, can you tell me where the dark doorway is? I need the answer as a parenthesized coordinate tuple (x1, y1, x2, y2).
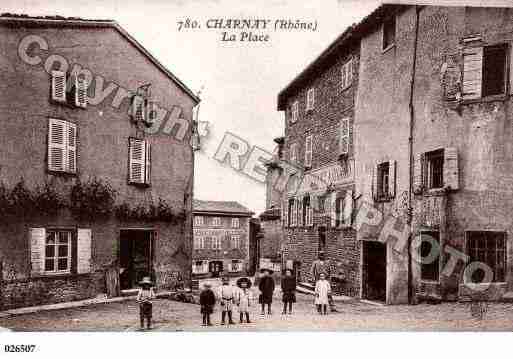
(362, 241, 387, 302)
(119, 230, 154, 290)
(293, 260, 302, 283)
(209, 261, 223, 278)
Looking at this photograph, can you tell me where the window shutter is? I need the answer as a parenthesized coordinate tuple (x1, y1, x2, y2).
(145, 141, 152, 185)
(298, 197, 304, 227)
(340, 118, 349, 155)
(67, 122, 77, 173)
(30, 227, 45, 276)
(413, 153, 424, 194)
(77, 228, 92, 274)
(344, 190, 353, 226)
(131, 95, 146, 123)
(305, 135, 313, 167)
(444, 147, 459, 190)
(462, 47, 483, 100)
(74, 75, 88, 108)
(48, 119, 66, 172)
(389, 160, 396, 198)
(283, 199, 289, 227)
(330, 192, 337, 227)
(442, 52, 463, 101)
(129, 138, 146, 184)
(51, 70, 66, 102)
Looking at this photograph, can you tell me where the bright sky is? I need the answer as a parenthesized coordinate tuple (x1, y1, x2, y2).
(4, 0, 381, 214)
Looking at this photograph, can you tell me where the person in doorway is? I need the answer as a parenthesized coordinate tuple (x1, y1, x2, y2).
(258, 268, 275, 315)
(199, 282, 216, 326)
(136, 276, 156, 330)
(235, 277, 252, 323)
(315, 273, 331, 315)
(217, 274, 236, 325)
(310, 251, 337, 312)
(281, 269, 296, 315)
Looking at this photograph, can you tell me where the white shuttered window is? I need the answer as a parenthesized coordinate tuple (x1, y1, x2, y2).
(48, 118, 77, 174)
(51, 71, 66, 102)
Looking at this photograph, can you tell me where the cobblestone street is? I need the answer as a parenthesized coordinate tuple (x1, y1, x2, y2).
(1, 293, 513, 331)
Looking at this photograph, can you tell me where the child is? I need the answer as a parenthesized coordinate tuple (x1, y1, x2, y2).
(235, 277, 252, 323)
(217, 275, 236, 325)
(281, 269, 296, 315)
(199, 282, 216, 326)
(137, 276, 156, 329)
(314, 273, 331, 315)
(258, 268, 275, 315)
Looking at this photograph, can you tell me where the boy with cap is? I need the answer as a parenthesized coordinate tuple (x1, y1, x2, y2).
(137, 276, 156, 330)
(217, 274, 236, 325)
(199, 282, 216, 326)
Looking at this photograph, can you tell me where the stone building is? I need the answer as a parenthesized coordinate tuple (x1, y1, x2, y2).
(0, 14, 199, 309)
(192, 200, 253, 279)
(355, 4, 513, 304)
(274, 25, 361, 296)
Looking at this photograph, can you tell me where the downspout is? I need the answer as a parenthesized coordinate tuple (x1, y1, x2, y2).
(407, 5, 421, 304)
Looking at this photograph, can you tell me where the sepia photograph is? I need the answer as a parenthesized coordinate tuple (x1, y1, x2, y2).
(0, 0, 513, 356)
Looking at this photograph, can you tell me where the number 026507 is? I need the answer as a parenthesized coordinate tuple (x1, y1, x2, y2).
(4, 345, 36, 353)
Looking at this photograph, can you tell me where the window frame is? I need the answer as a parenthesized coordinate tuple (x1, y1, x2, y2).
(419, 231, 440, 282)
(290, 101, 299, 123)
(304, 135, 313, 168)
(44, 229, 73, 275)
(194, 216, 204, 227)
(212, 217, 221, 227)
(377, 162, 390, 200)
(382, 16, 396, 51)
(425, 149, 445, 190)
(289, 143, 298, 164)
(482, 44, 508, 98)
(465, 231, 506, 284)
(231, 218, 240, 228)
(212, 236, 222, 250)
(341, 59, 353, 90)
(230, 234, 241, 249)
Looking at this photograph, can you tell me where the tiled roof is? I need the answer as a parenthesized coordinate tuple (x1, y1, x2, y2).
(0, 13, 200, 104)
(193, 200, 253, 216)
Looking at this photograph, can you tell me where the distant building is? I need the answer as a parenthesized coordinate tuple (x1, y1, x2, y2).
(0, 14, 199, 310)
(192, 200, 254, 278)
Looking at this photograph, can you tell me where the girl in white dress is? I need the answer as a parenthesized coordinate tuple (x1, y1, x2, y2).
(314, 273, 331, 315)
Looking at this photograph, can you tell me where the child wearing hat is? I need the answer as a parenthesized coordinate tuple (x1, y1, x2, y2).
(235, 277, 252, 323)
(258, 268, 275, 315)
(217, 274, 236, 325)
(137, 276, 156, 329)
(199, 282, 216, 326)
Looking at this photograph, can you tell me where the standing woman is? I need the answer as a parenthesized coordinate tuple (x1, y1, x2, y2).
(258, 268, 275, 315)
(281, 269, 296, 315)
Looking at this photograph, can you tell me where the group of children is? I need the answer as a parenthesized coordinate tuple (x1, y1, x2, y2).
(136, 267, 333, 330)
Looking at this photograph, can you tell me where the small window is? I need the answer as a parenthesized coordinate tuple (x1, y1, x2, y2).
(194, 216, 204, 226)
(231, 260, 242, 272)
(306, 88, 315, 111)
(383, 17, 396, 50)
(482, 45, 507, 97)
(230, 235, 241, 249)
(302, 196, 311, 226)
(288, 198, 295, 227)
(231, 218, 240, 228)
(341, 59, 353, 89)
(425, 149, 444, 190)
(335, 195, 344, 227)
(193, 237, 203, 250)
(44, 230, 72, 273)
(128, 138, 151, 186)
(466, 231, 506, 283)
(290, 143, 298, 164)
(377, 162, 390, 199)
(420, 231, 440, 281)
(340, 118, 350, 155)
(204, 236, 212, 249)
(212, 237, 221, 250)
(291, 101, 299, 123)
(212, 217, 221, 227)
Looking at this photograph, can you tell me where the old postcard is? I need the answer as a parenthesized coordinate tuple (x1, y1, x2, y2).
(1, 1, 513, 353)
